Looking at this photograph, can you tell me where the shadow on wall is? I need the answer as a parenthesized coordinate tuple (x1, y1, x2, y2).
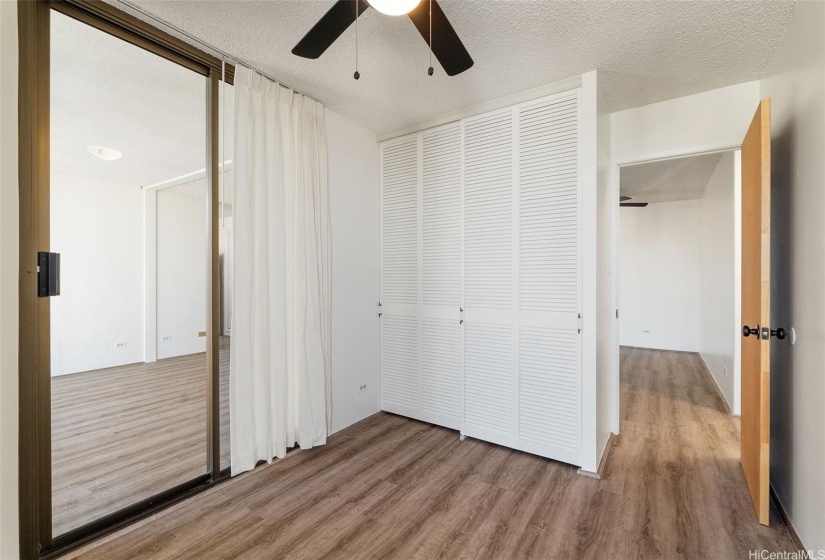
(769, 104, 794, 507)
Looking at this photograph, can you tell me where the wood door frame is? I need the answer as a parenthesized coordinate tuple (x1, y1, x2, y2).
(17, 1, 232, 557)
(607, 141, 742, 436)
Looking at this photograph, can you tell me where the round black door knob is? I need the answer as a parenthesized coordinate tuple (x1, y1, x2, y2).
(743, 325, 759, 337)
(771, 328, 787, 340)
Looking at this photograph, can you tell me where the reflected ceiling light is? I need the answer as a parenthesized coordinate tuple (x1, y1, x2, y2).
(87, 145, 123, 161)
(368, 0, 421, 16)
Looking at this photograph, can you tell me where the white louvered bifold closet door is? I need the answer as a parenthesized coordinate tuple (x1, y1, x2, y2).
(420, 123, 463, 429)
(461, 108, 518, 448)
(516, 90, 581, 465)
(380, 88, 582, 466)
(460, 90, 582, 463)
(380, 125, 463, 428)
(380, 135, 420, 419)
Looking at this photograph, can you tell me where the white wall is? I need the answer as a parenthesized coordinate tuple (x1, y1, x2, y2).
(611, 81, 761, 163)
(580, 71, 600, 473)
(619, 200, 702, 351)
(595, 74, 614, 460)
(760, 0, 825, 551)
(50, 173, 144, 376)
(156, 189, 207, 359)
(0, 0, 19, 556)
(50, 177, 209, 371)
(699, 151, 739, 411)
(325, 108, 381, 434)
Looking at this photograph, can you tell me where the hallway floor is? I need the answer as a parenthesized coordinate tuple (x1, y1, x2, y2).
(65, 347, 796, 559)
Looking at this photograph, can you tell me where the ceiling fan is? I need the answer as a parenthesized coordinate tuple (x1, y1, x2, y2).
(620, 196, 648, 208)
(292, 0, 474, 77)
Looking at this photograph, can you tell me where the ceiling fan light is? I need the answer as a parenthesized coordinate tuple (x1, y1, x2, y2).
(368, 0, 422, 16)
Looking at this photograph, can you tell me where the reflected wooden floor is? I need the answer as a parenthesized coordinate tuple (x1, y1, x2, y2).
(51, 337, 230, 537)
(64, 347, 795, 559)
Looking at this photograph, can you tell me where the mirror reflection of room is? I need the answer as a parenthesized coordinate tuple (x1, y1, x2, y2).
(48, 8, 214, 536)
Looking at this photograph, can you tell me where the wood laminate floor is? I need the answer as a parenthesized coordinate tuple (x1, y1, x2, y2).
(51, 336, 231, 536)
(64, 347, 795, 559)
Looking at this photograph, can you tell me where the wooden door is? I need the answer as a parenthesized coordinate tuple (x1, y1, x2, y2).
(740, 99, 771, 526)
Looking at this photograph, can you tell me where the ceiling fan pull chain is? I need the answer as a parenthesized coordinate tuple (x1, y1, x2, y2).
(354, 0, 361, 80)
(427, 0, 434, 76)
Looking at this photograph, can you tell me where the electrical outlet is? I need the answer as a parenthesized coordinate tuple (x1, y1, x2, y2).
(358, 383, 368, 394)
(162, 336, 172, 342)
(115, 341, 126, 349)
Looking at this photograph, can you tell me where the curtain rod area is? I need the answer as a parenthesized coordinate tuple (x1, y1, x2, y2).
(114, 0, 322, 104)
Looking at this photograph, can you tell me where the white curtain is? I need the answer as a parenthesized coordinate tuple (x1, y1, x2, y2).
(230, 65, 331, 476)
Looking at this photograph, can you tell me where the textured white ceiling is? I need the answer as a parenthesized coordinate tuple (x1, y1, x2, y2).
(51, 9, 233, 187)
(620, 152, 724, 203)
(121, 0, 796, 135)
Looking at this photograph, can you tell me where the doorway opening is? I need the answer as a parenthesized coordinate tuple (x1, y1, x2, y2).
(616, 149, 742, 419)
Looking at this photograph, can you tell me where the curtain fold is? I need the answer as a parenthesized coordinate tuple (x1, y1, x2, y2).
(230, 66, 331, 476)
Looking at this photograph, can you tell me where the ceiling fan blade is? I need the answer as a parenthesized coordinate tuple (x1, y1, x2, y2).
(292, 0, 370, 59)
(407, 0, 473, 76)
(620, 202, 649, 208)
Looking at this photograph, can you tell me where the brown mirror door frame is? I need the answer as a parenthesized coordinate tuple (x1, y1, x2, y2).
(18, 1, 233, 557)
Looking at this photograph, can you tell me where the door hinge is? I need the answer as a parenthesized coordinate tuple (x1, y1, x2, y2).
(577, 313, 582, 334)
